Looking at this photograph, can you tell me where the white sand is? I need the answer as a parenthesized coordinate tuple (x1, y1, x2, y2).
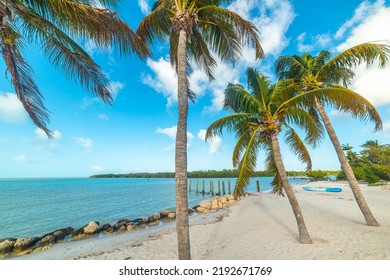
(14, 181, 390, 260)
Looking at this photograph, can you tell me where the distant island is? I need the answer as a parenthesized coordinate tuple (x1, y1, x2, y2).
(90, 169, 340, 179)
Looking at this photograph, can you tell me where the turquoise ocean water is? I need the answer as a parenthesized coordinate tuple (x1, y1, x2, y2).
(0, 177, 308, 239)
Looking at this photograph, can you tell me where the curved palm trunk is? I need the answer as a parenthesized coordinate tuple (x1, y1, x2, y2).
(270, 133, 313, 244)
(175, 29, 191, 259)
(314, 98, 379, 226)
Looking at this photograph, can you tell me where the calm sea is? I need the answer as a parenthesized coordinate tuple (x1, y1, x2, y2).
(0, 177, 308, 239)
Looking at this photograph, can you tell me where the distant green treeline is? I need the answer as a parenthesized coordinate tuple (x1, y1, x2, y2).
(90, 169, 340, 179)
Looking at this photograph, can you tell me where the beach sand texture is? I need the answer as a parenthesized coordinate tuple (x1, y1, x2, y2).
(15, 181, 390, 260)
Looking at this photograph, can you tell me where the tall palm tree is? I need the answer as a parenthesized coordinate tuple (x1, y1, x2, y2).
(275, 42, 390, 226)
(137, 0, 263, 259)
(0, 0, 149, 136)
(206, 68, 320, 244)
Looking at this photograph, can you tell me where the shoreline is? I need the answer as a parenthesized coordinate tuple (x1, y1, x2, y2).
(5, 180, 390, 260)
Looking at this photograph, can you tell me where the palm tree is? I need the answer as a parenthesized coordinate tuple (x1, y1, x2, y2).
(206, 68, 320, 244)
(137, 0, 263, 259)
(275, 42, 390, 226)
(0, 0, 149, 136)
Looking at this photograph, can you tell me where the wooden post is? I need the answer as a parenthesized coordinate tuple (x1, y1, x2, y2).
(196, 179, 199, 194)
(189, 179, 192, 193)
(202, 180, 205, 196)
(218, 180, 221, 195)
(228, 180, 231, 194)
(256, 180, 261, 192)
(211, 181, 214, 196)
(222, 181, 226, 195)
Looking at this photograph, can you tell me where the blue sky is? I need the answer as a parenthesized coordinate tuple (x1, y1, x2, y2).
(1, 0, 390, 178)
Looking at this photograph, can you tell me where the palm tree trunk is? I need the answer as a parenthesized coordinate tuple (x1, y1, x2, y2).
(314, 98, 380, 226)
(270, 132, 313, 244)
(175, 29, 191, 259)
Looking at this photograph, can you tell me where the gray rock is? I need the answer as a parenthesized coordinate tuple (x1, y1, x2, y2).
(132, 218, 147, 226)
(147, 214, 159, 223)
(101, 224, 113, 233)
(40, 235, 56, 246)
(167, 212, 176, 219)
(160, 210, 170, 219)
(13, 237, 40, 252)
(83, 221, 100, 235)
(199, 200, 212, 210)
(0, 239, 15, 255)
(196, 206, 210, 214)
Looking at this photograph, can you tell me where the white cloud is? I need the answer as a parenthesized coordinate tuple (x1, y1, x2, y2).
(85, 40, 98, 56)
(297, 32, 314, 53)
(156, 125, 194, 149)
(198, 129, 222, 154)
(35, 128, 61, 141)
(143, 1, 296, 112)
(142, 58, 178, 107)
(97, 113, 109, 120)
(156, 126, 177, 141)
(296, 32, 333, 53)
(335, 0, 385, 40)
(110, 81, 125, 100)
(245, 0, 295, 58)
(335, 2, 390, 106)
(228, 0, 295, 58)
(14, 155, 27, 163)
(0, 92, 27, 123)
(91, 165, 104, 172)
(74, 137, 94, 150)
(336, 3, 390, 51)
(138, 0, 150, 14)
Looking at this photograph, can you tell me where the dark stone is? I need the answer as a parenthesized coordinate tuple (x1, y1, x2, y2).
(113, 221, 129, 232)
(40, 235, 56, 246)
(53, 227, 74, 242)
(160, 210, 170, 219)
(117, 219, 132, 224)
(13, 237, 40, 252)
(0, 239, 16, 255)
(41, 226, 74, 244)
(72, 222, 100, 238)
(147, 214, 159, 223)
(101, 224, 113, 234)
(131, 218, 147, 225)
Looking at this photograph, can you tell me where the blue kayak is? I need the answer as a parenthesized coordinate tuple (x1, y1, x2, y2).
(302, 186, 342, 192)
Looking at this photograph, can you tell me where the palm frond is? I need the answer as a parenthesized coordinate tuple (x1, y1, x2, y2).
(198, 14, 242, 63)
(275, 55, 307, 80)
(232, 127, 252, 167)
(245, 67, 272, 109)
(22, 0, 150, 57)
(319, 42, 390, 82)
(283, 126, 312, 171)
(283, 107, 324, 147)
(206, 113, 250, 139)
(286, 87, 383, 132)
(234, 126, 262, 196)
(264, 145, 283, 195)
(187, 27, 217, 79)
(198, 5, 263, 60)
(17, 6, 113, 102)
(137, 2, 172, 44)
(224, 83, 261, 114)
(1, 37, 51, 136)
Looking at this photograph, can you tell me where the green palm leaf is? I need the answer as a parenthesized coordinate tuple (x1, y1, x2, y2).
(286, 87, 382, 132)
(1, 38, 51, 136)
(234, 126, 262, 196)
(283, 126, 312, 171)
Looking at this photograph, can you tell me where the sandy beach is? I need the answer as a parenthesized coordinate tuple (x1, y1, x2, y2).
(13, 180, 390, 260)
